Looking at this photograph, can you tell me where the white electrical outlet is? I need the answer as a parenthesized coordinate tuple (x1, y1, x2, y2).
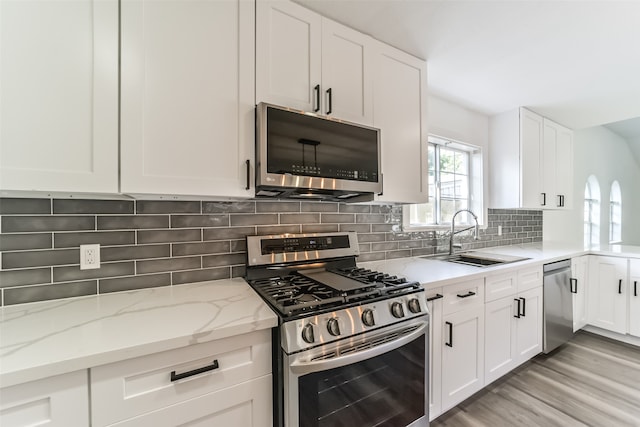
(498, 225, 503, 236)
(80, 244, 101, 270)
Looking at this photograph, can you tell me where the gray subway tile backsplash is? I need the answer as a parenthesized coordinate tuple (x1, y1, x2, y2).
(0, 197, 542, 306)
(0, 233, 52, 251)
(2, 216, 94, 233)
(53, 199, 134, 215)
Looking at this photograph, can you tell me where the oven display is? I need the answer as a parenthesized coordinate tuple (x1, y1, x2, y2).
(261, 235, 350, 255)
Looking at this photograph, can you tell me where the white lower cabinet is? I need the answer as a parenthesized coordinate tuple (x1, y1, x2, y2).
(484, 266, 543, 385)
(0, 370, 89, 427)
(440, 279, 485, 412)
(90, 330, 272, 427)
(571, 255, 590, 332)
(425, 288, 443, 421)
(588, 256, 628, 334)
(630, 259, 640, 338)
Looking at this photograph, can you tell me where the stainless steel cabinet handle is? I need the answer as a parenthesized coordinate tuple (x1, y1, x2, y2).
(541, 193, 547, 206)
(514, 298, 521, 318)
(326, 88, 332, 115)
(619, 279, 623, 294)
(570, 277, 578, 294)
(520, 297, 526, 317)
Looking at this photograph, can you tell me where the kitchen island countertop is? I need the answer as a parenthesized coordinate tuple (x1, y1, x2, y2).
(0, 278, 277, 388)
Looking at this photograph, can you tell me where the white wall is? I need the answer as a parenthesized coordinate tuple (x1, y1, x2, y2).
(427, 94, 490, 222)
(544, 126, 640, 245)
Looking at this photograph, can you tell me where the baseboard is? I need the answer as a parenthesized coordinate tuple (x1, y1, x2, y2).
(582, 325, 640, 347)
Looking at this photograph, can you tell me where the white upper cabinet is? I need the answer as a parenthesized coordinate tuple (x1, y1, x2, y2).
(256, 0, 322, 113)
(373, 43, 428, 204)
(0, 0, 118, 193)
(490, 108, 573, 209)
(120, 0, 255, 198)
(256, 0, 373, 125)
(543, 118, 574, 209)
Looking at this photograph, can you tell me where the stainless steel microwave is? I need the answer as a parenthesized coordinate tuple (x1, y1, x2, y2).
(255, 103, 382, 202)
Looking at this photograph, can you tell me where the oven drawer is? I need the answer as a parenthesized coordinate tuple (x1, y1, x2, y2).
(442, 278, 484, 315)
(90, 329, 271, 427)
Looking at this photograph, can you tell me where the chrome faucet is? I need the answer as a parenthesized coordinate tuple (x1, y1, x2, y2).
(449, 209, 480, 255)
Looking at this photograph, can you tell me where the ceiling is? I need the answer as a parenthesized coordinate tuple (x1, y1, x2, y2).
(294, 0, 640, 131)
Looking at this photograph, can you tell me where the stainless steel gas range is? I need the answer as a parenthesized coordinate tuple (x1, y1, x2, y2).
(245, 232, 429, 427)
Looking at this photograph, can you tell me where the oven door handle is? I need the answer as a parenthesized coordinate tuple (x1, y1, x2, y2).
(289, 321, 428, 375)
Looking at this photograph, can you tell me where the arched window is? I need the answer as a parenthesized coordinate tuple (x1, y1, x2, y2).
(609, 181, 622, 243)
(584, 176, 600, 246)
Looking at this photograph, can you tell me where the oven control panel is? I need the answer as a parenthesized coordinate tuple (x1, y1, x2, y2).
(281, 291, 429, 354)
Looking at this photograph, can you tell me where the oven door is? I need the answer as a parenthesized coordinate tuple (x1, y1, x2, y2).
(283, 317, 429, 427)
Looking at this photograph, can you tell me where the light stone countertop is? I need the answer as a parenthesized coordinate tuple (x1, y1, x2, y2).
(0, 278, 277, 388)
(3, 242, 640, 389)
(360, 242, 640, 289)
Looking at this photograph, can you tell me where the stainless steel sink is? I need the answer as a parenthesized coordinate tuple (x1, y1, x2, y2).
(426, 251, 531, 267)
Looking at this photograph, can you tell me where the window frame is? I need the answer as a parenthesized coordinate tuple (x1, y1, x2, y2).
(403, 135, 483, 231)
(609, 180, 622, 244)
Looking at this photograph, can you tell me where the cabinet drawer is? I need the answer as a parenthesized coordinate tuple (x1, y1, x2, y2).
(442, 279, 484, 315)
(485, 272, 517, 302)
(518, 266, 543, 292)
(0, 370, 89, 427)
(107, 374, 272, 427)
(91, 329, 271, 427)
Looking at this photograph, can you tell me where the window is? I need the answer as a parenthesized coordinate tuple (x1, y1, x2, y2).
(404, 136, 482, 229)
(609, 181, 622, 243)
(584, 175, 600, 246)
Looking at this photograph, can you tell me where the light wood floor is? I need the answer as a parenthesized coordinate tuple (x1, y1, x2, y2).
(431, 331, 640, 427)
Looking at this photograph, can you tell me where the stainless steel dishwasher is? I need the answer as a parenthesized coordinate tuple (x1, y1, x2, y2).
(543, 259, 574, 353)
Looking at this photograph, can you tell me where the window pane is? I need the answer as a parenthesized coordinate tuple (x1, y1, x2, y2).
(455, 151, 469, 175)
(428, 145, 435, 172)
(454, 176, 469, 199)
(440, 172, 455, 198)
(439, 149, 456, 173)
(411, 200, 435, 225)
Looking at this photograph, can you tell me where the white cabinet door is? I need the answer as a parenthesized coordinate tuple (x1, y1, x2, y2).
(0, 0, 118, 193)
(441, 305, 484, 412)
(543, 119, 573, 210)
(554, 123, 574, 209)
(373, 42, 428, 204)
(588, 256, 628, 334)
(484, 297, 517, 385)
(629, 259, 640, 338)
(571, 255, 590, 332)
(0, 370, 89, 427)
(256, 0, 322, 113)
(520, 108, 544, 208)
(515, 286, 543, 363)
(120, 0, 254, 198)
(321, 19, 373, 124)
(425, 289, 443, 421)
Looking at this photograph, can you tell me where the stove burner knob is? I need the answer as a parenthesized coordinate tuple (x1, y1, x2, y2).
(391, 301, 405, 318)
(408, 298, 422, 314)
(361, 309, 375, 327)
(327, 318, 341, 336)
(302, 323, 315, 344)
